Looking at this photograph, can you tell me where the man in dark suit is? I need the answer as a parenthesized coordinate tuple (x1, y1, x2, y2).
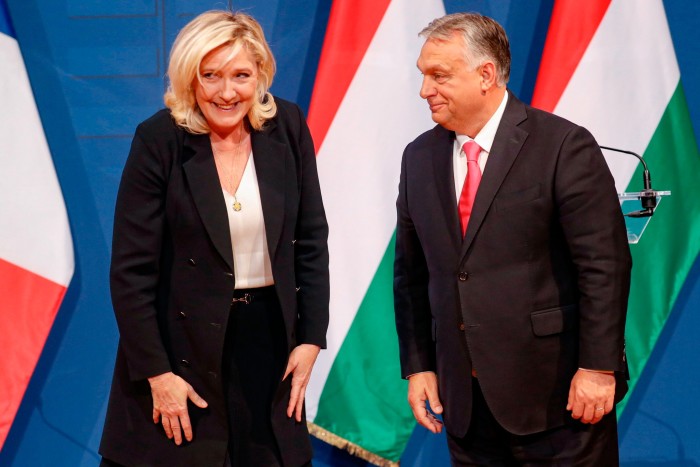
(393, 13, 631, 465)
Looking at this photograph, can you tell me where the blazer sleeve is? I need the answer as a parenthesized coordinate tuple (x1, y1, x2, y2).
(288, 103, 330, 348)
(393, 146, 436, 378)
(110, 119, 173, 381)
(554, 125, 632, 372)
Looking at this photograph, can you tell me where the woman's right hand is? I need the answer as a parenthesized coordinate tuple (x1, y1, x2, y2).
(148, 372, 208, 445)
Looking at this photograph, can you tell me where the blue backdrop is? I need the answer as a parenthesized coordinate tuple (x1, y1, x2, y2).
(2, 1, 699, 466)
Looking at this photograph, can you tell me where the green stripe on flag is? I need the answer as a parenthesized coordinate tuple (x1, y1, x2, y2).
(619, 83, 700, 414)
(314, 233, 413, 462)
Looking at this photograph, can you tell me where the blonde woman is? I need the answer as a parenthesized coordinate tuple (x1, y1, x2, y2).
(100, 11, 328, 467)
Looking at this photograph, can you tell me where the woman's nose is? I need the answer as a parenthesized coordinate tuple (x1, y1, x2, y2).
(220, 78, 237, 100)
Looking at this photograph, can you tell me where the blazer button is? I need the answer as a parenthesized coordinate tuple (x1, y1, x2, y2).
(178, 311, 187, 318)
(459, 272, 469, 281)
(224, 271, 233, 277)
(180, 359, 191, 367)
(459, 323, 465, 331)
(188, 258, 196, 267)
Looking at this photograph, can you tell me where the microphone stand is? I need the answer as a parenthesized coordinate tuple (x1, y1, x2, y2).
(600, 146, 659, 218)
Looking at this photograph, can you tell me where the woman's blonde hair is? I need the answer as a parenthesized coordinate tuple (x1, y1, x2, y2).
(164, 11, 277, 132)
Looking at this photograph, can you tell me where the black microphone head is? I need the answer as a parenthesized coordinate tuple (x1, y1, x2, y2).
(640, 189, 657, 210)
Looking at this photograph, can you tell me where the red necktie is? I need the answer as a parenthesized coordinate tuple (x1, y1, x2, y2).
(458, 141, 482, 236)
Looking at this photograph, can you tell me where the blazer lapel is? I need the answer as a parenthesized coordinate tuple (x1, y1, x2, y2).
(251, 121, 286, 261)
(182, 132, 234, 271)
(431, 126, 462, 252)
(461, 93, 529, 260)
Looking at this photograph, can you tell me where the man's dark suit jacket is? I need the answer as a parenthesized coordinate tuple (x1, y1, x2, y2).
(99, 98, 329, 466)
(394, 92, 632, 438)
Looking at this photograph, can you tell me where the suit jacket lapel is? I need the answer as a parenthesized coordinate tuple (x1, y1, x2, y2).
(460, 93, 529, 260)
(251, 120, 286, 261)
(182, 132, 234, 271)
(431, 126, 462, 253)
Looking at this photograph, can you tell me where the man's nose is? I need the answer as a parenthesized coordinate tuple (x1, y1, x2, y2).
(419, 77, 434, 99)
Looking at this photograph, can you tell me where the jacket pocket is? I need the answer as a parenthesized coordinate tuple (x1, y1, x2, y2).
(530, 304, 578, 336)
(495, 183, 541, 211)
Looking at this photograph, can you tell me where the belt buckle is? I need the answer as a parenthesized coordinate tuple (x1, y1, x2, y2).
(231, 293, 252, 305)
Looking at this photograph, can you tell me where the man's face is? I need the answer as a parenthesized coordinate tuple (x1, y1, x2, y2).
(417, 34, 483, 134)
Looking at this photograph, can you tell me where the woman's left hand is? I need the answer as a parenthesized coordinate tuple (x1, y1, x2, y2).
(283, 343, 321, 422)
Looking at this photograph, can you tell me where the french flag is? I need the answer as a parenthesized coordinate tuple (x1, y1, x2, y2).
(0, 0, 74, 449)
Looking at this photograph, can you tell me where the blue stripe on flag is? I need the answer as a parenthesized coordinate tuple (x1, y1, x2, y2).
(0, 0, 16, 38)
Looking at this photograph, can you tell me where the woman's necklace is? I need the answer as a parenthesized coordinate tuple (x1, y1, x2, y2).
(229, 145, 242, 212)
(213, 126, 249, 212)
(231, 125, 247, 212)
(232, 194, 242, 212)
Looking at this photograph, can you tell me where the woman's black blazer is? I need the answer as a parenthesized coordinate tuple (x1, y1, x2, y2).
(99, 97, 329, 466)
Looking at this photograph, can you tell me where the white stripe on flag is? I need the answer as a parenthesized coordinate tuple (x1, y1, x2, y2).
(0, 32, 73, 286)
(554, 0, 679, 192)
(308, 0, 445, 419)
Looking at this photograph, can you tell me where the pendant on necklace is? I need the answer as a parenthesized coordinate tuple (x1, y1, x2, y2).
(233, 198, 242, 212)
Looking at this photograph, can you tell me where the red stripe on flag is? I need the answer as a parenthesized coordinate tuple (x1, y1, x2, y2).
(0, 258, 67, 449)
(531, 0, 612, 112)
(307, 0, 392, 153)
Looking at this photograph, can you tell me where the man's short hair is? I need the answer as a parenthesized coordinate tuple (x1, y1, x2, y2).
(420, 13, 511, 86)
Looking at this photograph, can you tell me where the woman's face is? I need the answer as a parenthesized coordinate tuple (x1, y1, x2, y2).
(194, 44, 259, 137)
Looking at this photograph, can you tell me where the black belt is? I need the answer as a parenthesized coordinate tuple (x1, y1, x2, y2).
(231, 285, 276, 305)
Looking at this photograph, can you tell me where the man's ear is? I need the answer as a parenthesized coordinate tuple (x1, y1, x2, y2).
(480, 61, 498, 91)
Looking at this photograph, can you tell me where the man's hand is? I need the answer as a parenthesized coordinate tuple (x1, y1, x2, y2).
(283, 344, 321, 422)
(407, 372, 443, 433)
(566, 368, 615, 424)
(148, 372, 208, 445)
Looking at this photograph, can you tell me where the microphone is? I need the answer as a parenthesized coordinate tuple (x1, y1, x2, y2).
(599, 146, 657, 217)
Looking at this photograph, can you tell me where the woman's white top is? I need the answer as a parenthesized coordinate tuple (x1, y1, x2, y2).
(221, 152, 274, 289)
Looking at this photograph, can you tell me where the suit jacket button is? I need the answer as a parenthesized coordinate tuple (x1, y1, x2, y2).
(459, 323, 465, 331)
(459, 272, 469, 281)
(224, 271, 233, 277)
(178, 311, 187, 318)
(188, 258, 196, 266)
(180, 359, 190, 367)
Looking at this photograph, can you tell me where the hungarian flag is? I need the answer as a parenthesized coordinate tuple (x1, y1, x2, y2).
(0, 1, 74, 449)
(304, 0, 444, 464)
(532, 0, 700, 414)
